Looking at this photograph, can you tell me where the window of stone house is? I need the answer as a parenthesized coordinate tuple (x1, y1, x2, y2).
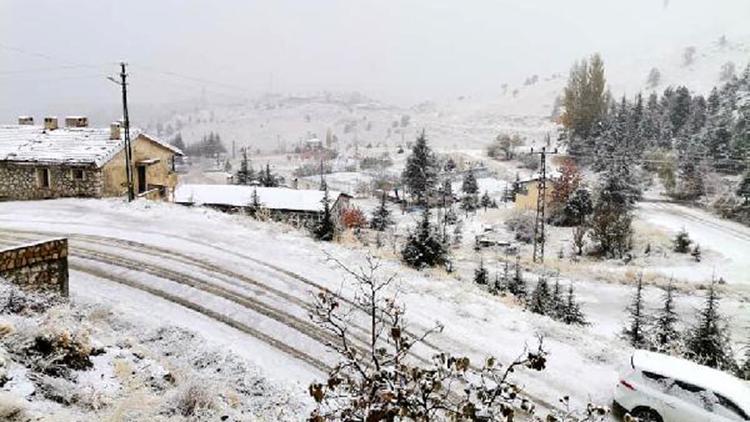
(36, 168, 51, 188)
(72, 168, 85, 181)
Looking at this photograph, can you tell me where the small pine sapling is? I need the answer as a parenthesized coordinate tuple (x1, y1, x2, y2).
(474, 258, 488, 285)
(673, 228, 692, 253)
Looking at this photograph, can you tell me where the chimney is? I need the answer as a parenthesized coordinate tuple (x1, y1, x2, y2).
(65, 116, 88, 128)
(44, 116, 59, 131)
(18, 116, 34, 125)
(110, 122, 121, 140)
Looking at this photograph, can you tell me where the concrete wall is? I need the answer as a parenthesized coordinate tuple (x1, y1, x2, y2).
(0, 238, 68, 296)
(102, 134, 179, 199)
(0, 162, 102, 201)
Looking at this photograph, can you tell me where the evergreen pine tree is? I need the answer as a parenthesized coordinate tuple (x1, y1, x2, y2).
(529, 276, 551, 315)
(236, 148, 251, 185)
(623, 275, 650, 348)
(480, 191, 492, 211)
(673, 228, 692, 253)
(260, 163, 278, 187)
(401, 208, 449, 269)
(312, 188, 336, 241)
(462, 169, 479, 195)
(550, 279, 564, 320)
(474, 258, 488, 285)
(248, 188, 263, 218)
(653, 281, 680, 352)
(401, 131, 438, 206)
(691, 244, 702, 262)
(685, 280, 736, 371)
(560, 284, 588, 326)
(460, 193, 477, 215)
(507, 256, 527, 300)
(370, 192, 392, 231)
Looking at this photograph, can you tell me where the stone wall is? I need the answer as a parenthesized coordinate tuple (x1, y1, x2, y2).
(0, 238, 68, 296)
(0, 162, 103, 200)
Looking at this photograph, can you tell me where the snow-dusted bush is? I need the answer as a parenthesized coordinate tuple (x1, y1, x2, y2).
(172, 382, 216, 417)
(505, 211, 535, 243)
(0, 283, 61, 315)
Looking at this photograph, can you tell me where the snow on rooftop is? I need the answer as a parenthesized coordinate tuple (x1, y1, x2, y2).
(174, 184, 345, 212)
(0, 125, 181, 167)
(632, 350, 750, 412)
(0, 125, 133, 167)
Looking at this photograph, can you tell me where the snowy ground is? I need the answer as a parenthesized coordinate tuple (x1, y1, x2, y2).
(0, 197, 747, 420)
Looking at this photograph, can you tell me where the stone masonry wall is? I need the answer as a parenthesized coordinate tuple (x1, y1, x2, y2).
(0, 238, 69, 296)
(0, 162, 103, 201)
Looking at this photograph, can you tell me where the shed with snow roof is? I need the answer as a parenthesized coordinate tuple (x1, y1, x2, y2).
(174, 184, 351, 223)
(0, 117, 183, 201)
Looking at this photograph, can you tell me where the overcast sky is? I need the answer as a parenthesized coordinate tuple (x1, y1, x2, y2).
(1, 0, 749, 121)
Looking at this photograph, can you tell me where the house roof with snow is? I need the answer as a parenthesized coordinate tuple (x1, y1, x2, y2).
(174, 184, 349, 212)
(516, 169, 561, 184)
(0, 125, 182, 167)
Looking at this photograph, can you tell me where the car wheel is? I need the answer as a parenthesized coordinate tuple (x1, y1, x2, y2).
(630, 407, 663, 422)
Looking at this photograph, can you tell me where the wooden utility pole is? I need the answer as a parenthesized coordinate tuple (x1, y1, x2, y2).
(109, 63, 134, 201)
(530, 146, 557, 263)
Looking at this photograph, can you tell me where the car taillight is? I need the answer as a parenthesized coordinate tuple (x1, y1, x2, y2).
(620, 380, 636, 390)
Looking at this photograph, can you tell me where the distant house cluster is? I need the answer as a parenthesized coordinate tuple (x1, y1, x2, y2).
(0, 116, 183, 201)
(174, 184, 351, 223)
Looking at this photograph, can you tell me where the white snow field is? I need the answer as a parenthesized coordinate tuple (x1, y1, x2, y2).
(638, 201, 750, 286)
(0, 198, 748, 418)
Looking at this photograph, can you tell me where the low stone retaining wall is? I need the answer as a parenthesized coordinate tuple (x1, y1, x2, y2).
(0, 238, 68, 296)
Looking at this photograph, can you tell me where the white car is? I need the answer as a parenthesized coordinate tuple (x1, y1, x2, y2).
(613, 350, 750, 422)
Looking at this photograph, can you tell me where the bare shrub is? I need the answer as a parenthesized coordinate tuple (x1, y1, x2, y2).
(174, 382, 215, 417)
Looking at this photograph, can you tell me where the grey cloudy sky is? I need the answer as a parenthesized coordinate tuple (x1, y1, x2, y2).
(1, 0, 749, 121)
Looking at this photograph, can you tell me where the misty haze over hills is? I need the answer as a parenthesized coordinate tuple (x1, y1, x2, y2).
(1, 0, 749, 126)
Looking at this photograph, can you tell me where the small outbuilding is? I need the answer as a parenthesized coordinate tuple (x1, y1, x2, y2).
(174, 184, 351, 223)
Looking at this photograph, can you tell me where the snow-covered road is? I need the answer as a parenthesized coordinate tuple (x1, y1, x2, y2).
(0, 198, 666, 416)
(638, 201, 750, 286)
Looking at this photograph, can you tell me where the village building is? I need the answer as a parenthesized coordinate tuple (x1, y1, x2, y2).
(0, 116, 183, 201)
(513, 174, 557, 210)
(174, 184, 351, 223)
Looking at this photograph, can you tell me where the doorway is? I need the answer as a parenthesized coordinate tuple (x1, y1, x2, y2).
(137, 165, 146, 194)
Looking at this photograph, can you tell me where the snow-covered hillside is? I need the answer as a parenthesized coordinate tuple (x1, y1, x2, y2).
(151, 35, 750, 155)
(0, 198, 748, 419)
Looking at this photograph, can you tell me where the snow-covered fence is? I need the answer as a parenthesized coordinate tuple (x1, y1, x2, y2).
(0, 238, 68, 296)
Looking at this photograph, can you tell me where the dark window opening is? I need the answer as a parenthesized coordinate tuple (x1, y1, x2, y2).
(72, 168, 84, 180)
(37, 168, 50, 188)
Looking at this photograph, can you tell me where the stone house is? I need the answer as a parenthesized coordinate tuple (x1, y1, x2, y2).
(174, 184, 352, 224)
(0, 116, 183, 201)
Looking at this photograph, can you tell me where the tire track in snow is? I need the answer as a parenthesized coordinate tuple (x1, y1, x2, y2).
(0, 238, 333, 374)
(0, 229, 560, 414)
(0, 227, 446, 357)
